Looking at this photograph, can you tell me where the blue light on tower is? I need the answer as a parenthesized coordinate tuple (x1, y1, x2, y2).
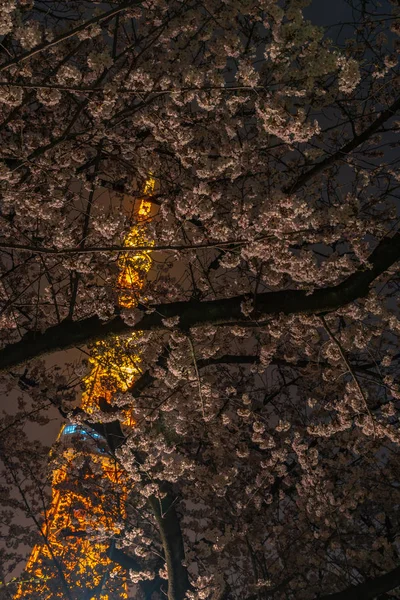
(62, 424, 102, 440)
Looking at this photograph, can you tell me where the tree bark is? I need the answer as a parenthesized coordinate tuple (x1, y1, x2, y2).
(0, 231, 399, 371)
(148, 490, 191, 600)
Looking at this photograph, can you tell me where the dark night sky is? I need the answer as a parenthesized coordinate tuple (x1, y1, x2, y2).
(305, 0, 353, 25)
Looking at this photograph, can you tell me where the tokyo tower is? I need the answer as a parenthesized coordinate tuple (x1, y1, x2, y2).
(14, 179, 155, 600)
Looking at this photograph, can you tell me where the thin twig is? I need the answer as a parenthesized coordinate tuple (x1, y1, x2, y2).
(0, 81, 268, 94)
(187, 334, 205, 419)
(319, 315, 376, 437)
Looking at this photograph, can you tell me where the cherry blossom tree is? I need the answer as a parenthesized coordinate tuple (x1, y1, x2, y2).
(1, 0, 400, 598)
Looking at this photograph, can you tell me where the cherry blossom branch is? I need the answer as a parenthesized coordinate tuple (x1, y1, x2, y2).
(68, 142, 104, 319)
(0, 236, 270, 255)
(0, 231, 399, 371)
(285, 95, 400, 194)
(0, 81, 268, 94)
(0, 2, 140, 73)
(0, 40, 86, 132)
(127, 353, 379, 397)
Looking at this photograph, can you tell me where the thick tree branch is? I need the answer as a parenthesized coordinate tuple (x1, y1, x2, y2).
(319, 564, 400, 600)
(212, 582, 231, 600)
(0, 231, 399, 371)
(106, 544, 141, 572)
(106, 544, 164, 600)
(128, 345, 170, 397)
(147, 490, 190, 600)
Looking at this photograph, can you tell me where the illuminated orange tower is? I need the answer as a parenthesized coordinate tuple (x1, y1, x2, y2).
(14, 179, 155, 600)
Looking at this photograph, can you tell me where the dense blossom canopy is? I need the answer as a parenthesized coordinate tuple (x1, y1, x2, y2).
(1, 0, 400, 599)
